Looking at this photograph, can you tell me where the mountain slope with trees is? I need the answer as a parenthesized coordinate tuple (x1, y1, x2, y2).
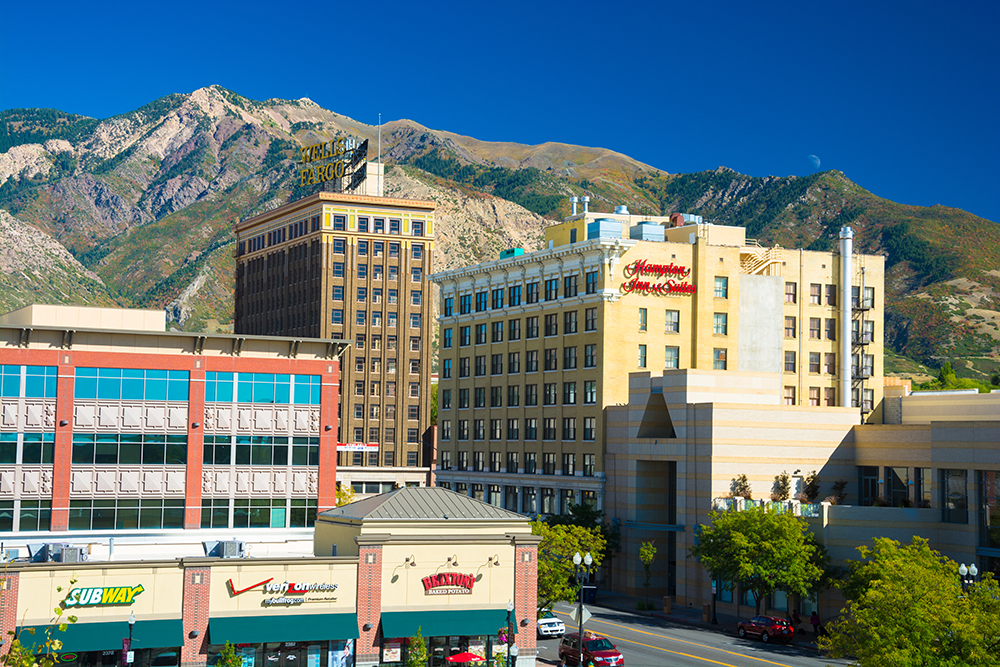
(0, 86, 997, 379)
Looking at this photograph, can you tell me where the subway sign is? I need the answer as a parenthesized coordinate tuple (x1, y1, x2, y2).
(621, 259, 696, 296)
(64, 585, 144, 607)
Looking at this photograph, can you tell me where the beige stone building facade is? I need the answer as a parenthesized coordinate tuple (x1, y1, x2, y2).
(233, 186, 436, 492)
(604, 372, 999, 620)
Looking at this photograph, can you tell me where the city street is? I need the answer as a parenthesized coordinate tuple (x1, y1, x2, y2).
(536, 603, 847, 667)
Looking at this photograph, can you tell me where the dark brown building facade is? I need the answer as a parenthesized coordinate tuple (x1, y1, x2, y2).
(234, 191, 435, 491)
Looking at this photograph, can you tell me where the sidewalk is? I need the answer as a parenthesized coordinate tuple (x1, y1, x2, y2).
(584, 589, 821, 651)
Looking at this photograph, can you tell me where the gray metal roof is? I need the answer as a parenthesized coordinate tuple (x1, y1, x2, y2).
(319, 486, 526, 521)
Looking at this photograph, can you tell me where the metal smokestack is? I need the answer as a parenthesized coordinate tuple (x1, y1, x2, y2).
(570, 196, 579, 215)
(839, 226, 853, 408)
(581, 196, 590, 213)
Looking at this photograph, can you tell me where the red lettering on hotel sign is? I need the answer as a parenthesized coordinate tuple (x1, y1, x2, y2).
(421, 572, 476, 595)
(622, 259, 696, 296)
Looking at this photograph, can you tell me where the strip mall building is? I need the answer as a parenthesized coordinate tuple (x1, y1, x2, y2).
(0, 487, 541, 667)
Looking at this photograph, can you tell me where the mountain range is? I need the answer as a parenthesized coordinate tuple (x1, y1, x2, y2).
(0, 85, 997, 380)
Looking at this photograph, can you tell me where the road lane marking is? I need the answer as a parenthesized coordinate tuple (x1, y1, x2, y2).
(555, 611, 798, 667)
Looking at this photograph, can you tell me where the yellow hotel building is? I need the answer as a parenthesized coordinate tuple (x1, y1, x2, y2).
(430, 206, 885, 516)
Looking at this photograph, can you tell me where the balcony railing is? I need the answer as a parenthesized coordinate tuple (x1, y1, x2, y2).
(853, 366, 874, 379)
(852, 331, 873, 345)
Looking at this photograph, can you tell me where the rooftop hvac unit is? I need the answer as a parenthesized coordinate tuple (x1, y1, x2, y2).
(58, 547, 87, 563)
(220, 541, 245, 559)
(1, 548, 20, 562)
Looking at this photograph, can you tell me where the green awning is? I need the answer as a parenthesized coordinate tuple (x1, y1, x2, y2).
(381, 609, 509, 639)
(16, 619, 182, 653)
(209, 613, 359, 644)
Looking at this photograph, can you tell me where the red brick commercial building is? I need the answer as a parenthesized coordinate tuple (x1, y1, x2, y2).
(0, 304, 346, 547)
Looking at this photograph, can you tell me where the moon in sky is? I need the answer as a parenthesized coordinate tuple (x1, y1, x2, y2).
(807, 155, 821, 170)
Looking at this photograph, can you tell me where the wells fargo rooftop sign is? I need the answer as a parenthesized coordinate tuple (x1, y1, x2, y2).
(299, 136, 369, 191)
(622, 259, 696, 296)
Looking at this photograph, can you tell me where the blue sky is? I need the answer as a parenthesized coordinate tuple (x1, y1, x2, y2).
(2, 0, 997, 222)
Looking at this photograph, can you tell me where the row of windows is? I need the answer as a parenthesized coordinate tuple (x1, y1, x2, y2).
(339, 449, 419, 467)
(346, 427, 421, 446)
(67, 498, 185, 531)
(440, 416, 597, 442)
(441, 381, 598, 409)
(204, 372, 321, 405)
(75, 368, 189, 402)
(336, 216, 425, 237)
(332, 286, 402, 304)
(353, 334, 418, 352)
(782, 282, 876, 308)
(202, 436, 320, 466)
(0, 433, 54, 464)
(0, 500, 50, 532)
(71, 434, 188, 465)
(352, 403, 422, 420)
(351, 381, 421, 398)
(0, 366, 57, 398)
(440, 451, 597, 476)
(443, 271, 599, 316)
(437, 482, 597, 515)
(332, 238, 425, 259)
(441, 346, 597, 379)
(353, 357, 422, 374)
(201, 498, 317, 529)
(333, 311, 422, 328)
(239, 216, 320, 255)
(349, 288, 422, 306)
(443, 311, 596, 349)
(331, 263, 423, 282)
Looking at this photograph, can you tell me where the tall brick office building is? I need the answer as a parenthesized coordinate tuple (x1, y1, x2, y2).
(233, 188, 436, 493)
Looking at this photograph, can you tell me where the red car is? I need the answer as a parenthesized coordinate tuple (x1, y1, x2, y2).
(558, 631, 624, 666)
(737, 615, 795, 643)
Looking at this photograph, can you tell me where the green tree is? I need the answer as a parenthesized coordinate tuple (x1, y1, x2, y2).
(217, 642, 243, 667)
(2, 575, 77, 667)
(545, 503, 621, 570)
(406, 627, 427, 667)
(430, 384, 438, 426)
(690, 506, 825, 615)
(531, 520, 607, 611)
(639, 541, 657, 607)
(822, 537, 1000, 667)
(335, 482, 355, 506)
(938, 361, 956, 385)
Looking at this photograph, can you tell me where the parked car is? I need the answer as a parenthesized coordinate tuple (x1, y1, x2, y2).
(737, 615, 795, 643)
(558, 631, 624, 666)
(537, 609, 566, 638)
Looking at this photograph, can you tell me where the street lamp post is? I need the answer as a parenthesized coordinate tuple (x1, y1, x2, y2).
(959, 562, 979, 593)
(573, 551, 595, 659)
(506, 600, 514, 666)
(509, 644, 518, 666)
(123, 612, 136, 667)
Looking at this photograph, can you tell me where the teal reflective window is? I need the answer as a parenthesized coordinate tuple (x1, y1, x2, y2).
(24, 366, 57, 398)
(0, 433, 16, 464)
(19, 500, 50, 531)
(0, 501, 15, 532)
(22, 433, 54, 464)
(228, 373, 320, 405)
(205, 372, 234, 402)
(75, 368, 189, 401)
(0, 366, 20, 397)
(70, 433, 185, 464)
